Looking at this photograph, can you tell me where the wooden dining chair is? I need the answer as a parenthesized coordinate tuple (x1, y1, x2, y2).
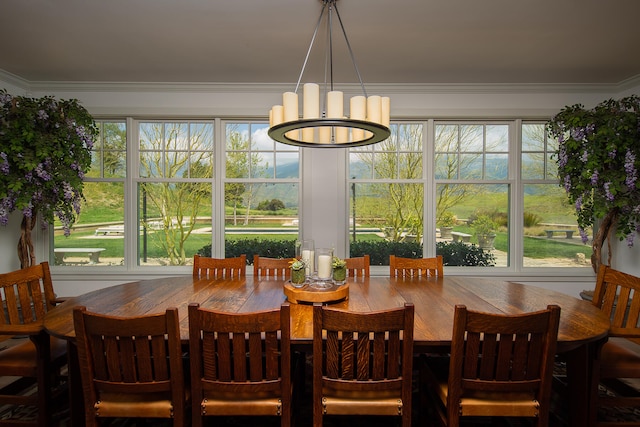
(72, 306, 188, 427)
(344, 254, 370, 277)
(588, 265, 640, 426)
(193, 254, 246, 279)
(0, 261, 67, 427)
(389, 254, 443, 277)
(421, 304, 561, 427)
(188, 302, 294, 427)
(312, 302, 414, 427)
(253, 255, 291, 278)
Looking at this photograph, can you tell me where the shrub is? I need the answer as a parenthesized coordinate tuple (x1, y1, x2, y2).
(198, 238, 297, 264)
(523, 212, 542, 227)
(436, 241, 496, 266)
(350, 240, 423, 265)
(256, 198, 286, 211)
(200, 238, 494, 267)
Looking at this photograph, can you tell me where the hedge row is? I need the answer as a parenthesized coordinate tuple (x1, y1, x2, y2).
(197, 238, 495, 267)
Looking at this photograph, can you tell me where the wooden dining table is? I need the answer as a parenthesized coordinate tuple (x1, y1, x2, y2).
(45, 275, 610, 427)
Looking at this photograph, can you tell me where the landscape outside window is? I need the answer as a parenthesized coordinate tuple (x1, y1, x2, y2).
(53, 120, 126, 267)
(52, 117, 587, 271)
(223, 122, 300, 261)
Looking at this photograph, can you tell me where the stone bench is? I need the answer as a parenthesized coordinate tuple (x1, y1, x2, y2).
(451, 231, 472, 243)
(95, 226, 124, 235)
(54, 248, 106, 265)
(544, 229, 575, 239)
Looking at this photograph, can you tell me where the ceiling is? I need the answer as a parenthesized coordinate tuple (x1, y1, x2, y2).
(2, 0, 640, 86)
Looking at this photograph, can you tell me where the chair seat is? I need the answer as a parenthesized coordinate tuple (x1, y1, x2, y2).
(322, 396, 404, 416)
(600, 337, 640, 378)
(95, 392, 175, 418)
(425, 358, 539, 418)
(0, 336, 67, 376)
(202, 397, 283, 416)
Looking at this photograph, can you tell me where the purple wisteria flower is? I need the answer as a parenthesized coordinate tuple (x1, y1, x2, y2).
(571, 127, 587, 141)
(575, 196, 583, 210)
(557, 146, 568, 168)
(37, 110, 48, 120)
(625, 149, 637, 188)
(0, 152, 8, 175)
(580, 150, 589, 163)
(579, 227, 589, 244)
(563, 175, 572, 192)
(604, 182, 615, 201)
(626, 232, 635, 247)
(590, 170, 599, 185)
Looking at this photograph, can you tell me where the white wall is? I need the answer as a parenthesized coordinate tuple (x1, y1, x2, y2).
(1, 74, 639, 297)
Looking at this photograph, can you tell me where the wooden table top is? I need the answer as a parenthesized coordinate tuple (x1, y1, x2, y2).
(44, 275, 610, 352)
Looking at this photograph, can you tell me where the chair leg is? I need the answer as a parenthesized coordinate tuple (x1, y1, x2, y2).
(35, 334, 52, 427)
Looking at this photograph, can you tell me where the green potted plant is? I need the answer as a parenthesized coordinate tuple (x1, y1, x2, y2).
(289, 258, 306, 286)
(332, 256, 347, 285)
(0, 89, 97, 267)
(472, 215, 498, 250)
(437, 211, 457, 239)
(546, 95, 640, 271)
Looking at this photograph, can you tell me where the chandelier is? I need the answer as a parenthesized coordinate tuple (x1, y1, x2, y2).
(267, 0, 391, 148)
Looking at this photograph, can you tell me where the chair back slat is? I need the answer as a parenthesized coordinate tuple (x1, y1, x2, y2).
(193, 254, 246, 279)
(253, 255, 291, 278)
(389, 255, 443, 278)
(345, 255, 370, 278)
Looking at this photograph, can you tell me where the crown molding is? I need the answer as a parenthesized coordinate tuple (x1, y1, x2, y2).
(2, 69, 638, 96)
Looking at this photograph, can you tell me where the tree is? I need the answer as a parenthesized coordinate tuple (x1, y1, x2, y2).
(547, 95, 640, 271)
(139, 122, 212, 265)
(434, 124, 499, 220)
(0, 90, 97, 267)
(356, 124, 424, 242)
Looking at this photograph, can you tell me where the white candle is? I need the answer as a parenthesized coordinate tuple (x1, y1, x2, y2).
(367, 95, 381, 124)
(283, 92, 298, 122)
(327, 91, 343, 118)
(317, 255, 332, 279)
(301, 250, 314, 276)
(350, 95, 366, 142)
(271, 105, 284, 126)
(303, 83, 320, 119)
(381, 96, 390, 128)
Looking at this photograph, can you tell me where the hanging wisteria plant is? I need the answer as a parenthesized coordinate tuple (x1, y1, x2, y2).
(546, 95, 640, 271)
(0, 89, 97, 267)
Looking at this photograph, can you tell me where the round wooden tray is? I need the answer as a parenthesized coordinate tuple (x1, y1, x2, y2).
(283, 282, 349, 304)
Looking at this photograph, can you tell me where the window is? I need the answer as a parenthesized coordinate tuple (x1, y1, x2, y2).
(137, 121, 214, 266)
(435, 123, 510, 267)
(223, 122, 300, 258)
(53, 120, 126, 267)
(521, 122, 590, 267)
(51, 116, 589, 274)
(348, 123, 424, 259)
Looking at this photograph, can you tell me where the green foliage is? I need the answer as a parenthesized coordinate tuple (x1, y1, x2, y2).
(199, 238, 298, 264)
(0, 89, 97, 234)
(257, 198, 286, 211)
(437, 211, 457, 227)
(436, 241, 496, 266)
(523, 212, 542, 227)
(472, 215, 498, 235)
(546, 95, 640, 245)
(349, 240, 423, 265)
